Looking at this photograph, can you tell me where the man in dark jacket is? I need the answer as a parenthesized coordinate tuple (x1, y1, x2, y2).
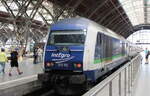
(9, 49, 23, 76)
(33, 47, 38, 64)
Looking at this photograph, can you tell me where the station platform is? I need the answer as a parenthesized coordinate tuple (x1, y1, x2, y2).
(133, 52, 150, 96)
(0, 57, 43, 89)
(1, 53, 148, 96)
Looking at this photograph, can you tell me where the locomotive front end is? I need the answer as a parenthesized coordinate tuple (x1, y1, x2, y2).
(45, 30, 86, 72)
(38, 28, 87, 87)
(38, 18, 91, 95)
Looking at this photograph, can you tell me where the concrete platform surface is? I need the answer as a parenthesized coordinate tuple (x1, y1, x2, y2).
(133, 52, 150, 96)
(0, 57, 43, 83)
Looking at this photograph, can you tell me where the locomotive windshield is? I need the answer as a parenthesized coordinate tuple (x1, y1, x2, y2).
(47, 30, 86, 45)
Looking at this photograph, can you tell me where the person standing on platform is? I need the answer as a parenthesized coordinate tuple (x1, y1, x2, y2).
(145, 48, 149, 64)
(33, 46, 38, 64)
(37, 47, 43, 63)
(0, 48, 8, 74)
(9, 48, 23, 76)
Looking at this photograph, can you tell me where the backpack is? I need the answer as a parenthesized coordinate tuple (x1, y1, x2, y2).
(11, 52, 17, 60)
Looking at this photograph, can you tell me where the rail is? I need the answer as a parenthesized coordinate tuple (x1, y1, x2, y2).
(83, 54, 142, 96)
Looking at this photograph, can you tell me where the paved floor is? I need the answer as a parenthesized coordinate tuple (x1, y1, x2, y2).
(0, 57, 43, 83)
(133, 52, 150, 96)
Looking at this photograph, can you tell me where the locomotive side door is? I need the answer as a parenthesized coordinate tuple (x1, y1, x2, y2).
(94, 32, 104, 69)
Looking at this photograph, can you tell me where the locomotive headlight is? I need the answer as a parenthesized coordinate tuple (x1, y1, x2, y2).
(47, 62, 51, 67)
(46, 62, 54, 67)
(76, 64, 82, 68)
(74, 63, 82, 68)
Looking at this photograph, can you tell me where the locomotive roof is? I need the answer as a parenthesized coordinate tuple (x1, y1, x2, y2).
(51, 17, 125, 40)
(51, 17, 91, 31)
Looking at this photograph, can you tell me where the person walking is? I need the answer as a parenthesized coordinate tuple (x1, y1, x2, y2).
(145, 48, 149, 64)
(0, 48, 8, 74)
(9, 49, 23, 76)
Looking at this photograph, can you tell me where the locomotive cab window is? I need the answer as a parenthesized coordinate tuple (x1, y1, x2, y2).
(47, 30, 86, 45)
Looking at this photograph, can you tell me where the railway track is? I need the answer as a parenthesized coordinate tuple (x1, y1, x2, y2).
(24, 87, 55, 96)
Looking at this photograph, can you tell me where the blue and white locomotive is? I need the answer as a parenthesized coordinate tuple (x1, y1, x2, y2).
(38, 17, 139, 94)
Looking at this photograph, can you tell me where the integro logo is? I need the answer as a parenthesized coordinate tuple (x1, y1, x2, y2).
(51, 53, 70, 58)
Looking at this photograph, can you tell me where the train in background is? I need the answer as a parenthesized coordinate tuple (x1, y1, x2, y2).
(38, 17, 142, 95)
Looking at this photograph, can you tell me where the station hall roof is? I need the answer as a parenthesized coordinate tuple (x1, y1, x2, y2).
(0, 0, 149, 42)
(49, 0, 150, 38)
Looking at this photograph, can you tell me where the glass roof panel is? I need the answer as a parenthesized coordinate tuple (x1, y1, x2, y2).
(0, 5, 7, 12)
(147, 0, 150, 4)
(127, 30, 150, 46)
(119, 0, 144, 26)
